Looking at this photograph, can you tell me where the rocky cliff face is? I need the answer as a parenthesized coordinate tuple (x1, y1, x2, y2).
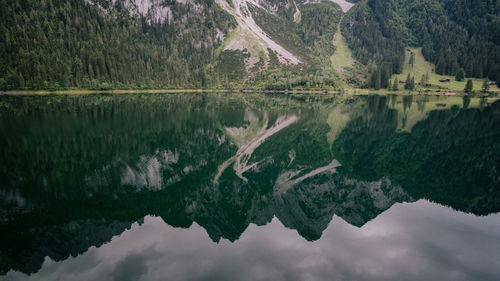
(84, 0, 188, 23)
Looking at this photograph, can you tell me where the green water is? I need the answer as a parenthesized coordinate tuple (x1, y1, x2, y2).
(0, 93, 499, 280)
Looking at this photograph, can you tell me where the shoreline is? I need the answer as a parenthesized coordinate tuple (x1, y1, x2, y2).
(0, 88, 496, 96)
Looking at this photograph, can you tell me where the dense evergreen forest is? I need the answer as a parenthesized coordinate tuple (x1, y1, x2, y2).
(343, 0, 500, 89)
(0, 0, 235, 90)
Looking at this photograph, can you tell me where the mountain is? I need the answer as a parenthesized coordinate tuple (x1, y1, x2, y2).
(0, 0, 499, 90)
(0, 0, 236, 89)
(0, 0, 345, 90)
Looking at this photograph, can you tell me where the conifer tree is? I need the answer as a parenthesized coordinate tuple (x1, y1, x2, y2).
(465, 79, 473, 93)
(482, 80, 490, 93)
(463, 96, 471, 109)
(375, 70, 382, 90)
(409, 52, 415, 67)
(436, 55, 446, 75)
(409, 76, 415, 90)
(405, 73, 411, 89)
(455, 68, 465, 81)
(420, 75, 426, 87)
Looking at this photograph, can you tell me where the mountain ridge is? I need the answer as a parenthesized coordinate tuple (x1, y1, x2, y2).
(0, 0, 499, 90)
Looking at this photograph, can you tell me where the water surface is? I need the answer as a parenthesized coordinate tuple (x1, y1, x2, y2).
(0, 93, 499, 280)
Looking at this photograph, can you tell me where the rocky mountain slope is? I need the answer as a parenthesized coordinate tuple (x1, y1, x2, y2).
(0, 0, 499, 89)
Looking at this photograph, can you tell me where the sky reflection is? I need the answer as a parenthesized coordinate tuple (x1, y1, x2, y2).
(4, 200, 500, 281)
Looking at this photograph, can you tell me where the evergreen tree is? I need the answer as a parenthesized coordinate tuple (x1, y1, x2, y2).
(404, 73, 411, 89)
(420, 74, 426, 87)
(19, 73, 25, 88)
(409, 52, 415, 67)
(462, 96, 471, 109)
(375, 70, 382, 90)
(465, 79, 473, 93)
(392, 78, 398, 91)
(409, 76, 415, 91)
(343, 0, 500, 82)
(482, 80, 490, 93)
(380, 68, 389, 88)
(435, 55, 446, 75)
(0, 0, 239, 90)
(455, 68, 465, 81)
(0, 78, 6, 90)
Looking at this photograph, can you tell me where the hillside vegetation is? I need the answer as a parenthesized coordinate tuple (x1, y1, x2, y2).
(0, 0, 348, 90)
(343, 0, 500, 89)
(392, 48, 500, 92)
(0, 0, 499, 91)
(247, 1, 344, 89)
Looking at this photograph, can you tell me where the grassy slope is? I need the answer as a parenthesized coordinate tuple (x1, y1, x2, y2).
(330, 18, 355, 75)
(330, 14, 366, 89)
(391, 48, 499, 92)
(387, 95, 498, 132)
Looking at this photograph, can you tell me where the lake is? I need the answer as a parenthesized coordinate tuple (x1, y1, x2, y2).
(0, 93, 499, 281)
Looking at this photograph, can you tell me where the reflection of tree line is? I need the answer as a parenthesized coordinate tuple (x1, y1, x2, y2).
(0, 94, 238, 202)
(1, 94, 499, 275)
(333, 96, 500, 215)
(0, 94, 391, 274)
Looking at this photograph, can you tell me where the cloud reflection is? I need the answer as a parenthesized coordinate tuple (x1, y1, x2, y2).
(3, 200, 500, 281)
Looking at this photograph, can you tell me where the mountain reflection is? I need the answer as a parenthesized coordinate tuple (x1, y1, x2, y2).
(0, 93, 499, 276)
(5, 201, 500, 281)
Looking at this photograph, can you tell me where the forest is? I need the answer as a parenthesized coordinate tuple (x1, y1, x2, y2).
(343, 0, 500, 89)
(0, 0, 235, 90)
(0, 0, 499, 90)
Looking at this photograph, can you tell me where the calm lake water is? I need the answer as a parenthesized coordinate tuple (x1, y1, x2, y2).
(1, 93, 499, 281)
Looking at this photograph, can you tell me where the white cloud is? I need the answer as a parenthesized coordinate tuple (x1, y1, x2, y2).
(5, 200, 500, 281)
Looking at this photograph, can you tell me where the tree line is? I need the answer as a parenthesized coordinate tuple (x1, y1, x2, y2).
(342, 0, 500, 89)
(0, 0, 235, 90)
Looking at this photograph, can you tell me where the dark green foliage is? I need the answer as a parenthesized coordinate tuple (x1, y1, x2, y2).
(249, 2, 343, 89)
(420, 74, 427, 87)
(392, 78, 398, 91)
(1, 0, 498, 90)
(341, 0, 405, 86)
(482, 80, 490, 93)
(465, 79, 473, 92)
(333, 96, 500, 215)
(0, 0, 344, 90)
(420, 72, 429, 87)
(0, 0, 235, 90)
(409, 76, 415, 90)
(462, 95, 471, 109)
(295, 2, 342, 47)
(404, 73, 411, 89)
(368, 66, 391, 89)
(353, 1, 402, 69)
(1, 93, 500, 275)
(455, 68, 465, 81)
(404, 73, 415, 90)
(409, 52, 415, 67)
(342, 0, 500, 87)
(215, 51, 248, 86)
